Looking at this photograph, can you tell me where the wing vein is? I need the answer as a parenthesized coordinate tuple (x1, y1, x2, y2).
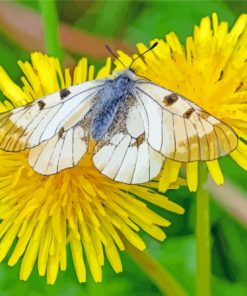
(183, 118, 190, 161)
(114, 137, 131, 180)
(136, 87, 180, 117)
(2, 84, 104, 116)
(0, 108, 30, 147)
(48, 89, 101, 137)
(46, 136, 61, 173)
(32, 139, 51, 169)
(172, 115, 176, 159)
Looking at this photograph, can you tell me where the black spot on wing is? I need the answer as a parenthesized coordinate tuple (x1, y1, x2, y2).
(163, 94, 178, 106)
(38, 100, 46, 110)
(183, 107, 194, 119)
(58, 127, 65, 138)
(60, 88, 71, 99)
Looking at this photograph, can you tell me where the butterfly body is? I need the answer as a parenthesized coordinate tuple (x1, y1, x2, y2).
(91, 70, 136, 140)
(0, 69, 238, 183)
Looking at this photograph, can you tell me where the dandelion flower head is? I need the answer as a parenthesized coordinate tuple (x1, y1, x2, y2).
(0, 53, 184, 284)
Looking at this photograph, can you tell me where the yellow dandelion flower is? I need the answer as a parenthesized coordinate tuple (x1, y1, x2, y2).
(115, 13, 247, 192)
(0, 53, 184, 284)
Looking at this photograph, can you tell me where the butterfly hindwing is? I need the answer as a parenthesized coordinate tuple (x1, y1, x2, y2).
(93, 101, 163, 184)
(28, 124, 88, 175)
(0, 80, 103, 151)
(135, 81, 238, 162)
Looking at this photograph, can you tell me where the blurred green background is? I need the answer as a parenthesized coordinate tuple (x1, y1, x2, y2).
(0, 1, 247, 295)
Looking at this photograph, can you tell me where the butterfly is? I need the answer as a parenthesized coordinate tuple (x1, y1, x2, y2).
(0, 44, 238, 184)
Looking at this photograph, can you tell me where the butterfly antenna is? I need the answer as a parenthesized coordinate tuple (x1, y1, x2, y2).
(105, 45, 127, 68)
(129, 41, 158, 69)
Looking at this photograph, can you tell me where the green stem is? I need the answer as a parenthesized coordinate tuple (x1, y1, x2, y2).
(125, 239, 188, 296)
(39, 0, 62, 61)
(196, 163, 211, 296)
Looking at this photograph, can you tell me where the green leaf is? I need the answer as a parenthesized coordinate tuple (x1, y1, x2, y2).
(75, 0, 132, 38)
(125, 0, 236, 44)
(212, 277, 247, 296)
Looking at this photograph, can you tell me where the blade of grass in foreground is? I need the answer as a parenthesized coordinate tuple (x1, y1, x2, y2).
(125, 238, 189, 296)
(196, 163, 211, 296)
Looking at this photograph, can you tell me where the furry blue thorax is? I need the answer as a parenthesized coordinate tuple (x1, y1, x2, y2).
(91, 70, 136, 140)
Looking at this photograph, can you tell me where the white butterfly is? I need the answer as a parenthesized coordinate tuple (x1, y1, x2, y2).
(0, 65, 238, 184)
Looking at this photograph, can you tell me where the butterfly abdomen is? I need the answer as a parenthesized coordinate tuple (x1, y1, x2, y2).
(91, 98, 121, 140)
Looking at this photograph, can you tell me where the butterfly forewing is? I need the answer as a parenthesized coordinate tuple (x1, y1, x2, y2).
(135, 81, 238, 162)
(0, 80, 103, 151)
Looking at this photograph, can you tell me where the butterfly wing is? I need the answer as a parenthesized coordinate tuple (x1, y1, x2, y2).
(0, 80, 104, 151)
(93, 101, 163, 184)
(135, 81, 238, 162)
(28, 123, 88, 175)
